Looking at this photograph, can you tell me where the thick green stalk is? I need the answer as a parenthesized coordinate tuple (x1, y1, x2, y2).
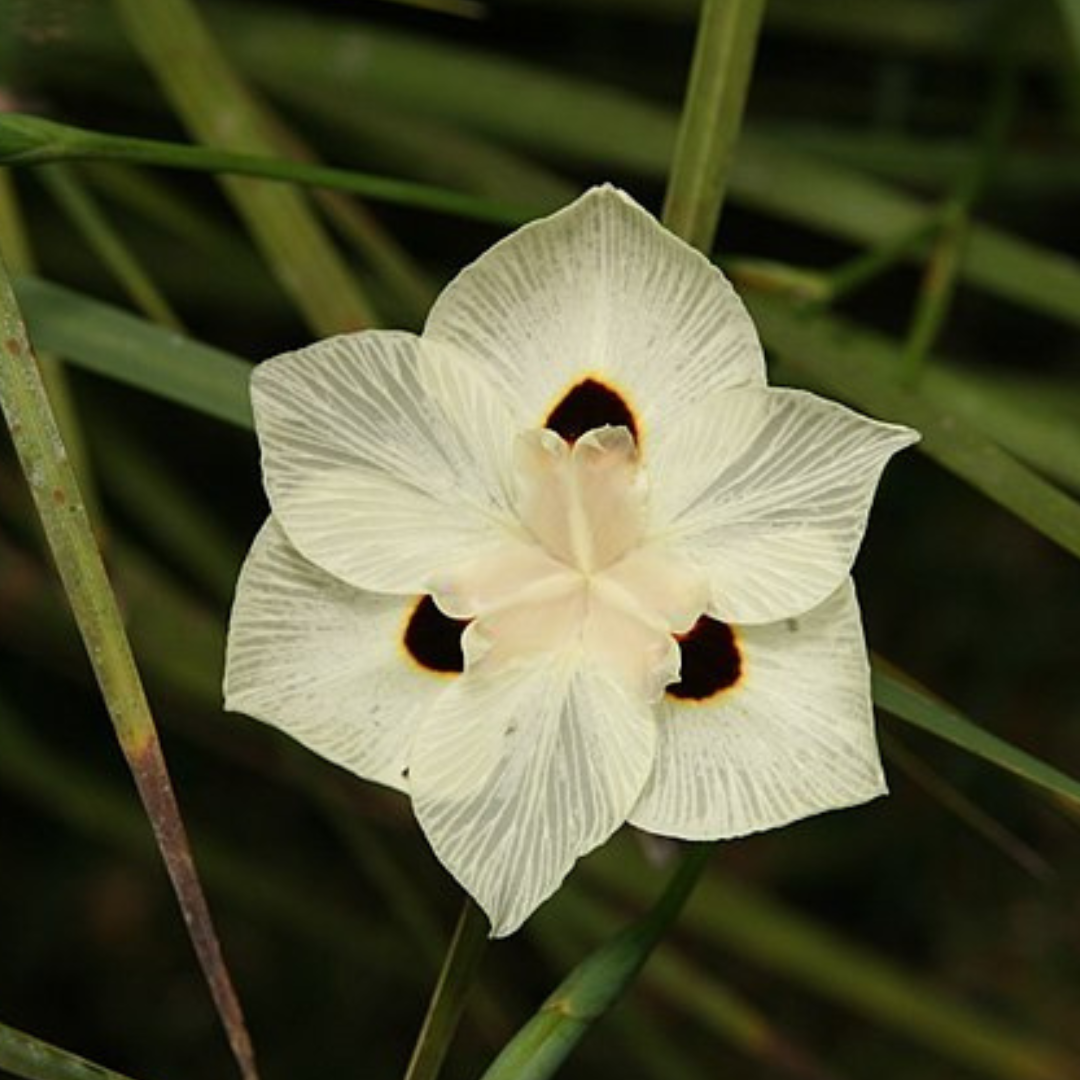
(0, 252, 258, 1080)
(403, 899, 492, 1080)
(0, 171, 100, 520)
(662, 0, 767, 250)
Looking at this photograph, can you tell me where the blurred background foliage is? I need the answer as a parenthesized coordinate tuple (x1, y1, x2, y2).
(0, 1, 1079, 1079)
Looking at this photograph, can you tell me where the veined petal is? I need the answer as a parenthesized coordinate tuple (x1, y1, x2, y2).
(649, 386, 918, 624)
(411, 657, 656, 936)
(629, 580, 885, 839)
(424, 186, 765, 449)
(224, 517, 442, 793)
(253, 330, 517, 594)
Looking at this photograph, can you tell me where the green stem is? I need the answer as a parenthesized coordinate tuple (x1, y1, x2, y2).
(900, 58, 1018, 381)
(0, 252, 258, 1080)
(823, 209, 944, 303)
(478, 844, 712, 1080)
(662, 0, 767, 250)
(0, 171, 101, 522)
(0, 114, 531, 227)
(38, 163, 184, 330)
(403, 898, 491, 1080)
(0, 1019, 144, 1080)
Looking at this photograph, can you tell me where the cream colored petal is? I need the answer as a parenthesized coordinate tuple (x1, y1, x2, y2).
(424, 186, 765, 448)
(629, 580, 885, 839)
(649, 386, 918, 623)
(411, 657, 656, 936)
(224, 517, 442, 793)
(513, 425, 645, 571)
(597, 544, 709, 637)
(253, 330, 517, 594)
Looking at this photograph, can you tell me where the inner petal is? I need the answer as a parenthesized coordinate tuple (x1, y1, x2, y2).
(431, 422, 714, 701)
(514, 425, 646, 572)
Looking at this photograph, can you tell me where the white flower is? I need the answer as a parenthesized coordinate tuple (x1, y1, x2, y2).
(224, 185, 918, 937)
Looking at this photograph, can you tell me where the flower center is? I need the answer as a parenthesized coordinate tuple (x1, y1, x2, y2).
(430, 426, 708, 701)
(516, 425, 645, 574)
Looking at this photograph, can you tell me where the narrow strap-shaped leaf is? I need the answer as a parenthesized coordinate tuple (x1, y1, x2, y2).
(587, 846, 1079, 1080)
(916, 363, 1080, 494)
(0, 114, 529, 227)
(477, 844, 712, 1080)
(0, 255, 258, 1080)
(0, 1019, 144, 1080)
(873, 660, 1080, 810)
(14, 275, 253, 428)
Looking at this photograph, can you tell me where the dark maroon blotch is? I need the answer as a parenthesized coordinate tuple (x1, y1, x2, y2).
(404, 596, 468, 673)
(666, 617, 742, 701)
(545, 378, 638, 443)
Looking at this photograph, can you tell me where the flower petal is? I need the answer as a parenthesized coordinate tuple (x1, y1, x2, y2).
(224, 517, 443, 792)
(629, 580, 885, 840)
(252, 330, 517, 594)
(649, 386, 918, 623)
(424, 185, 765, 447)
(410, 657, 656, 936)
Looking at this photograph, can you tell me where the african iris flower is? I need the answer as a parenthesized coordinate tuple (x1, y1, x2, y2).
(224, 186, 919, 936)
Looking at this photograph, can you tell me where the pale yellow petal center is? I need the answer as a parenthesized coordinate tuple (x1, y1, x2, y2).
(430, 426, 708, 701)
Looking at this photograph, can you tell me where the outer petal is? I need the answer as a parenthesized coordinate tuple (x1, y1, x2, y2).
(424, 185, 765, 447)
(224, 517, 443, 792)
(411, 657, 656, 936)
(253, 330, 517, 594)
(629, 580, 885, 840)
(648, 386, 918, 624)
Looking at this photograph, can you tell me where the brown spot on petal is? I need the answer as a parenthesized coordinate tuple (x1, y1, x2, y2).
(666, 617, 742, 701)
(545, 378, 638, 444)
(404, 596, 468, 674)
